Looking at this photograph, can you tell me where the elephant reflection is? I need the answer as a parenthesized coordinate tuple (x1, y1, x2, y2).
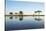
(19, 16, 23, 21)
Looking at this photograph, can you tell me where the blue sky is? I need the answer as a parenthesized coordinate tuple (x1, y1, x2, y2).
(6, 0, 44, 15)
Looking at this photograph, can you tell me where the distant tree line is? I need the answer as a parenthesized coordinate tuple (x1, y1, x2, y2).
(9, 10, 42, 15)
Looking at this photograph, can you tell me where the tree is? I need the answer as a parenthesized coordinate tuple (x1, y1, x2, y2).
(9, 12, 13, 15)
(15, 12, 18, 15)
(19, 11, 23, 15)
(35, 10, 42, 15)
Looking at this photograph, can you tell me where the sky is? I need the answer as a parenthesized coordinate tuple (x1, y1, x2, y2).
(7, 0, 44, 2)
(6, 0, 44, 15)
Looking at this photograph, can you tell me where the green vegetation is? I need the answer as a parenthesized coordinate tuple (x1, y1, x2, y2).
(5, 10, 44, 16)
(9, 12, 13, 15)
(19, 11, 23, 15)
(15, 12, 18, 15)
(35, 10, 42, 15)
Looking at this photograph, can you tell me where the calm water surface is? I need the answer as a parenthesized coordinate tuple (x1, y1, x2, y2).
(5, 16, 44, 30)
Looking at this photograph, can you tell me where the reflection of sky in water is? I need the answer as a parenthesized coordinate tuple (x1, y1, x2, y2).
(5, 16, 44, 30)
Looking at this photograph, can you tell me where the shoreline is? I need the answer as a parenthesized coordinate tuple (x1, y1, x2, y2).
(5, 15, 45, 16)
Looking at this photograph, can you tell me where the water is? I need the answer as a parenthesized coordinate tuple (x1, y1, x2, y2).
(5, 16, 44, 30)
